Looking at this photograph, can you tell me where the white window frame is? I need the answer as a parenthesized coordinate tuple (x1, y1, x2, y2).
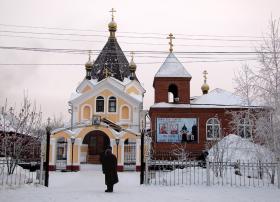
(95, 96, 105, 113)
(206, 118, 220, 140)
(107, 96, 118, 114)
(238, 118, 253, 139)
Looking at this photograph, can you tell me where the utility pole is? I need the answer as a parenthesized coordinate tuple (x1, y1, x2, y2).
(140, 121, 145, 184)
(45, 117, 51, 187)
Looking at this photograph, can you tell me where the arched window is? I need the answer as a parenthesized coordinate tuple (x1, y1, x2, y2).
(238, 118, 253, 138)
(121, 106, 129, 120)
(82, 105, 91, 120)
(206, 118, 220, 139)
(108, 96, 117, 112)
(168, 84, 178, 103)
(96, 96, 104, 112)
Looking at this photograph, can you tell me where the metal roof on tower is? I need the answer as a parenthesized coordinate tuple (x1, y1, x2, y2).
(155, 33, 192, 78)
(91, 8, 131, 82)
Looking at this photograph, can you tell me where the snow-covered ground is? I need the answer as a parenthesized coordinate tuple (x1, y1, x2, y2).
(0, 164, 279, 202)
(208, 134, 274, 162)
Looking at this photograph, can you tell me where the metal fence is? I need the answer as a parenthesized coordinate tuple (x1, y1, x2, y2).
(124, 144, 136, 170)
(0, 159, 44, 188)
(145, 159, 280, 188)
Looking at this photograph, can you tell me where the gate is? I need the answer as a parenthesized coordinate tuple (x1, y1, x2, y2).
(124, 143, 136, 171)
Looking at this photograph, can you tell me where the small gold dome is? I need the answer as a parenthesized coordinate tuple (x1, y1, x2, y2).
(85, 60, 93, 70)
(108, 20, 117, 32)
(129, 60, 137, 72)
(201, 83, 210, 94)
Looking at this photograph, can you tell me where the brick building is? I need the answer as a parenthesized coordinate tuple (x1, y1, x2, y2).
(149, 43, 262, 158)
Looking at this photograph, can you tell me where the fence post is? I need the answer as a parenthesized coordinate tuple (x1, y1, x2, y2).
(206, 158, 210, 186)
(277, 158, 280, 189)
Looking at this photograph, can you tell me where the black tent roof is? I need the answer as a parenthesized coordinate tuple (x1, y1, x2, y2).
(91, 37, 131, 82)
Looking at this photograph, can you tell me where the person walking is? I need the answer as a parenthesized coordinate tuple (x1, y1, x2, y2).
(101, 146, 119, 192)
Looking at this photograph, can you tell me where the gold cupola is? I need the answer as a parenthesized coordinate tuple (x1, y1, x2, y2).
(85, 51, 94, 80)
(108, 8, 117, 37)
(129, 52, 137, 80)
(201, 70, 210, 94)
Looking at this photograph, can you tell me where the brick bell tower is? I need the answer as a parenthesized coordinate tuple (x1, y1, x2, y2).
(153, 33, 192, 104)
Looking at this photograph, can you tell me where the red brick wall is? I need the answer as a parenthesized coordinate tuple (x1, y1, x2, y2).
(153, 77, 191, 104)
(149, 107, 239, 157)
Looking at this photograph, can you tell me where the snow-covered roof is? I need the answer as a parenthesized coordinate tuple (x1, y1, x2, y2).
(155, 52, 192, 78)
(191, 88, 261, 107)
(150, 102, 262, 109)
(192, 88, 246, 106)
(69, 92, 81, 101)
(129, 93, 143, 102)
(151, 89, 265, 109)
(71, 76, 144, 104)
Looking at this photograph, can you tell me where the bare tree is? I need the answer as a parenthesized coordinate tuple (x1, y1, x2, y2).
(234, 18, 280, 159)
(234, 64, 258, 106)
(171, 143, 190, 161)
(0, 96, 43, 174)
(231, 18, 280, 184)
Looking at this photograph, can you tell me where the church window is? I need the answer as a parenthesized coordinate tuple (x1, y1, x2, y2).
(108, 96, 117, 112)
(238, 118, 252, 138)
(82, 105, 91, 120)
(96, 96, 104, 112)
(206, 118, 220, 139)
(168, 84, 179, 103)
(121, 106, 129, 119)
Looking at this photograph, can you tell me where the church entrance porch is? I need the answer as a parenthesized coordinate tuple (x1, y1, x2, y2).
(82, 130, 110, 164)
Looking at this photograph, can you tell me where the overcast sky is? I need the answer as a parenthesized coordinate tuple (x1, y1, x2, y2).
(0, 0, 279, 121)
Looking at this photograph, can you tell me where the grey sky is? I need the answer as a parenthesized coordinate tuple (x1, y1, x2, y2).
(0, 0, 279, 121)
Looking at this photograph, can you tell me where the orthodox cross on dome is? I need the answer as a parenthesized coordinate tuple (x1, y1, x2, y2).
(88, 50, 92, 60)
(203, 70, 208, 83)
(109, 8, 116, 20)
(130, 51, 134, 60)
(167, 33, 175, 52)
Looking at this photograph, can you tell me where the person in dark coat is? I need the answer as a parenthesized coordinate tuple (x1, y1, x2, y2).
(101, 147, 119, 192)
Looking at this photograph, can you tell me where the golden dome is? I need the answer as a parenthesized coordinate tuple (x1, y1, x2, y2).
(129, 60, 137, 72)
(85, 59, 93, 70)
(201, 83, 210, 92)
(108, 20, 117, 32)
(201, 70, 210, 94)
(129, 52, 137, 72)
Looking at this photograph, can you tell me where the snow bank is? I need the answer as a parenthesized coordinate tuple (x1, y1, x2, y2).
(208, 134, 274, 162)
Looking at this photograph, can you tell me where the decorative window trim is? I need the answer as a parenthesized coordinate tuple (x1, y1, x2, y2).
(107, 96, 118, 114)
(119, 104, 131, 121)
(95, 96, 105, 114)
(81, 104, 92, 121)
(206, 118, 220, 140)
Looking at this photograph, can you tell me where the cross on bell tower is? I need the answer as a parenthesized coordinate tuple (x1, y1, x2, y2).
(167, 33, 175, 52)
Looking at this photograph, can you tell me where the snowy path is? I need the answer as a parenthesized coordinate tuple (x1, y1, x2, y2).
(1, 165, 280, 202)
